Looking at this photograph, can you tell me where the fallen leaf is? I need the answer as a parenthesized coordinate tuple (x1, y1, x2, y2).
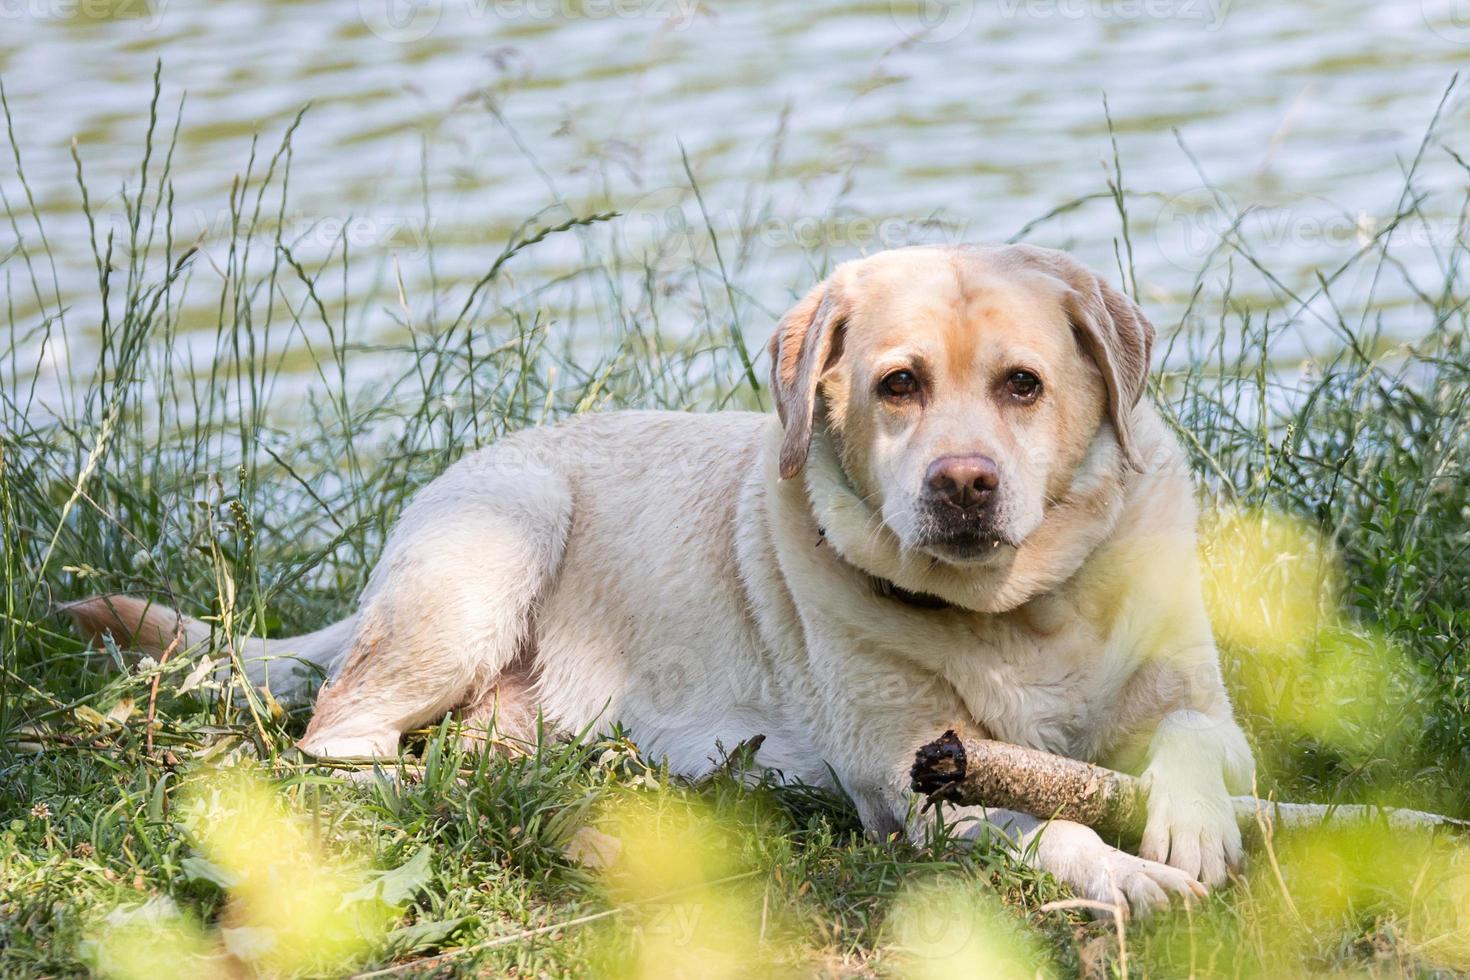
(220, 925, 276, 961)
(194, 736, 239, 763)
(106, 697, 136, 726)
(177, 656, 216, 695)
(74, 705, 108, 730)
(180, 855, 241, 890)
(260, 686, 286, 723)
(565, 826, 622, 871)
(340, 847, 433, 909)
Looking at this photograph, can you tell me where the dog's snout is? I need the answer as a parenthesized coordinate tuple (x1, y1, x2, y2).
(925, 455, 1000, 511)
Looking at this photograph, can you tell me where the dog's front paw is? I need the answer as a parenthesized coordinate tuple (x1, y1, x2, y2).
(1035, 820, 1206, 918)
(1092, 847, 1208, 918)
(1139, 765, 1243, 888)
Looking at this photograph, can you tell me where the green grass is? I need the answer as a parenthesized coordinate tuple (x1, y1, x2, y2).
(4, 71, 1470, 977)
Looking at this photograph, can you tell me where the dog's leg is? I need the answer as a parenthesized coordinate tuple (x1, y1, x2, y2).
(1107, 635, 1256, 887)
(298, 462, 571, 759)
(853, 743, 1206, 916)
(837, 730, 1207, 916)
(916, 802, 1208, 916)
(793, 648, 1211, 918)
(453, 649, 541, 755)
(1136, 708, 1253, 887)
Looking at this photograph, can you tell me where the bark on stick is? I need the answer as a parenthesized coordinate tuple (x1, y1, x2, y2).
(910, 731, 1468, 841)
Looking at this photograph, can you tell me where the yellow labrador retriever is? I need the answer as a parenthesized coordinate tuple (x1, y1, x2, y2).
(70, 244, 1253, 915)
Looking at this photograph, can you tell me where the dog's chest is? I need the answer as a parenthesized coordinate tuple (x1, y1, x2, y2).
(933, 593, 1131, 759)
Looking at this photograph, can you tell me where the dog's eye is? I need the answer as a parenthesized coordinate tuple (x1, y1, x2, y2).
(878, 369, 921, 400)
(1005, 370, 1042, 401)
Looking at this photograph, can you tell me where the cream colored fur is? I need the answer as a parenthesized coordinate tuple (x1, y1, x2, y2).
(67, 244, 1253, 916)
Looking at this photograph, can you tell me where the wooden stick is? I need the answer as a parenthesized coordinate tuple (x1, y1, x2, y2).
(910, 731, 1468, 841)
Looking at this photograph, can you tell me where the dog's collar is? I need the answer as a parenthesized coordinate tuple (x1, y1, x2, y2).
(869, 575, 955, 611)
(817, 520, 956, 612)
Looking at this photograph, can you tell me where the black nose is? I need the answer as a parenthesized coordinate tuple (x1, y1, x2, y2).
(925, 455, 1000, 511)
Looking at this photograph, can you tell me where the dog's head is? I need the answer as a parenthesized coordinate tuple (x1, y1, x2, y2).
(769, 244, 1153, 567)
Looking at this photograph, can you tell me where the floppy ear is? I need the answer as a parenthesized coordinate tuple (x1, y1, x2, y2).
(1010, 246, 1155, 466)
(768, 274, 850, 479)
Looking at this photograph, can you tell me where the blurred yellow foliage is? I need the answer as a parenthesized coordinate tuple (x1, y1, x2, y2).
(1148, 821, 1470, 976)
(1200, 504, 1337, 655)
(886, 876, 1053, 980)
(182, 766, 392, 973)
(1273, 824, 1470, 969)
(90, 765, 395, 978)
(590, 790, 781, 980)
(87, 899, 223, 980)
(1199, 504, 1408, 751)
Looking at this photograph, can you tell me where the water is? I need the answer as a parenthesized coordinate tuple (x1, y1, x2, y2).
(4, 0, 1470, 389)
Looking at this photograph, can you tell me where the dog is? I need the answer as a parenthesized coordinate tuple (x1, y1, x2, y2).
(68, 243, 1254, 915)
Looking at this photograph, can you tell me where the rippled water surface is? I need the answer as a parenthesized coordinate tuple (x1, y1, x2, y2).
(4, 0, 1470, 384)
